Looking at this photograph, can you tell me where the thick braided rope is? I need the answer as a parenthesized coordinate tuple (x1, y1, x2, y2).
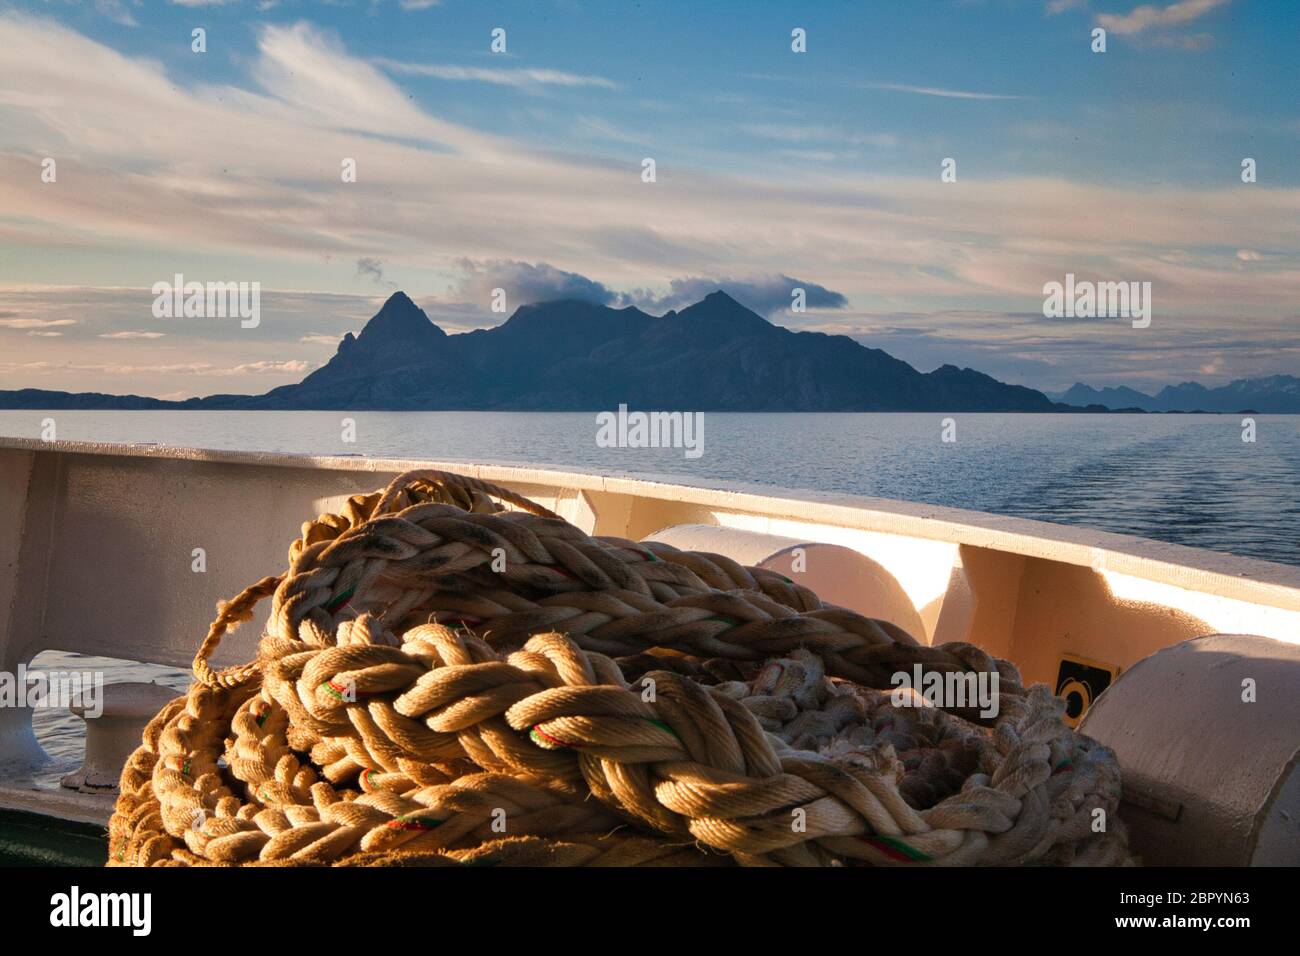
(109, 469, 1132, 866)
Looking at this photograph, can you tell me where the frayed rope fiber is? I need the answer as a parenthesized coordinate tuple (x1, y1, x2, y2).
(108, 469, 1133, 867)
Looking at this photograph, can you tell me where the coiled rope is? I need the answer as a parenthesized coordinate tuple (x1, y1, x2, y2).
(108, 469, 1132, 866)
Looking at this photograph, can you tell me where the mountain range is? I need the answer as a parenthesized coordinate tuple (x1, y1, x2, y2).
(0, 291, 1069, 412)
(1049, 376, 1300, 413)
(1, 291, 1293, 413)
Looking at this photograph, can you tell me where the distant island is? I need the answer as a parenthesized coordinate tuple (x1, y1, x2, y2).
(2, 291, 1296, 413)
(1049, 377, 1300, 414)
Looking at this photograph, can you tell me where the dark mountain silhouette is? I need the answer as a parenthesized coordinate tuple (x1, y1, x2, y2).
(0, 389, 175, 410)
(1052, 375, 1300, 413)
(1053, 383, 1156, 410)
(3, 290, 1081, 412)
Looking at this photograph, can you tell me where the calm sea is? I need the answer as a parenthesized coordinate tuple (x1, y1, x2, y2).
(3, 409, 1297, 781)
(3, 409, 1298, 563)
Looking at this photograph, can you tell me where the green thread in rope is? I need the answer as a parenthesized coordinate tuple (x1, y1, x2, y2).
(320, 678, 366, 702)
(646, 718, 677, 738)
(705, 614, 738, 627)
(325, 585, 357, 613)
(529, 724, 575, 750)
(864, 835, 932, 863)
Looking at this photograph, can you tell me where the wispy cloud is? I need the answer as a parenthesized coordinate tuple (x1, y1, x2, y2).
(95, 0, 138, 27)
(573, 115, 647, 145)
(356, 257, 394, 286)
(372, 58, 618, 92)
(230, 360, 311, 374)
(1097, 0, 1229, 36)
(863, 82, 1030, 101)
(248, 22, 507, 157)
(99, 330, 165, 339)
(300, 332, 352, 347)
(0, 317, 77, 329)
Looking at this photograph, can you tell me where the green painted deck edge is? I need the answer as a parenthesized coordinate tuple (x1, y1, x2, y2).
(0, 808, 108, 867)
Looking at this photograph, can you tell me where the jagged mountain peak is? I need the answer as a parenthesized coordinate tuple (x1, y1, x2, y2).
(673, 289, 775, 333)
(689, 289, 758, 315)
(357, 291, 446, 344)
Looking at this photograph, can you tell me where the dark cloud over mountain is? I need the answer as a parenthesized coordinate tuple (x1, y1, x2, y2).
(451, 259, 847, 317)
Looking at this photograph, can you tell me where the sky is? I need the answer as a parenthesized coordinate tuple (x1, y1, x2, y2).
(0, 0, 1296, 399)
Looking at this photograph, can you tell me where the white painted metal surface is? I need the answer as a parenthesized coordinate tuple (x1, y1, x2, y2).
(61, 682, 178, 792)
(1081, 634, 1300, 866)
(645, 524, 929, 639)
